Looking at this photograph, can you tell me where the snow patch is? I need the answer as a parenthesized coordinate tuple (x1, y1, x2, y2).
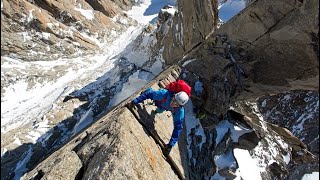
(261, 99, 267, 108)
(27, 9, 35, 23)
(47, 22, 60, 29)
(18, 32, 32, 42)
(302, 172, 319, 180)
(127, 0, 176, 24)
(182, 59, 196, 67)
(215, 120, 232, 146)
(71, 107, 94, 136)
(283, 152, 291, 164)
(185, 101, 206, 159)
(211, 172, 227, 180)
(160, 5, 176, 16)
(108, 70, 153, 108)
(194, 80, 203, 95)
(13, 137, 22, 146)
(231, 125, 253, 142)
(282, 94, 291, 101)
(214, 148, 237, 168)
(1, 148, 8, 157)
(74, 4, 94, 20)
(234, 148, 262, 180)
(293, 113, 314, 134)
(80, 32, 102, 47)
(26, 131, 42, 144)
(214, 120, 253, 145)
(41, 32, 51, 40)
(14, 145, 33, 180)
(33, 117, 50, 133)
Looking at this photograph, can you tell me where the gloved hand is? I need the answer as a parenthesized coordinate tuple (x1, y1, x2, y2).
(151, 108, 164, 115)
(126, 101, 135, 109)
(141, 87, 153, 95)
(163, 144, 172, 156)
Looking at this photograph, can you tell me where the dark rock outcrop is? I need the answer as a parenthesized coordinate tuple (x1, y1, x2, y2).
(1, 0, 319, 179)
(156, 0, 319, 116)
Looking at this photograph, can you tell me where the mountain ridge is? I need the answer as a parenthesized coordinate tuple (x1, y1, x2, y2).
(1, 0, 319, 179)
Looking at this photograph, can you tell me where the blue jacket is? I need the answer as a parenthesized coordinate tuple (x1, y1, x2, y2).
(133, 88, 185, 147)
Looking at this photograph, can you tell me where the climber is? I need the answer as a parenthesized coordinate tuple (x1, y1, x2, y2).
(127, 80, 191, 155)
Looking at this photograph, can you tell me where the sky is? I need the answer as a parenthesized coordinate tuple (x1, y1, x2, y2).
(218, 0, 247, 22)
(2, 0, 318, 179)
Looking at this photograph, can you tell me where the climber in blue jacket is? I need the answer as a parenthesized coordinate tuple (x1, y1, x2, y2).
(129, 87, 189, 155)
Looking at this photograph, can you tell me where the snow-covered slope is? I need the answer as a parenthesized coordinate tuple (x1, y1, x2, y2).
(1, 0, 318, 179)
(1, 0, 175, 179)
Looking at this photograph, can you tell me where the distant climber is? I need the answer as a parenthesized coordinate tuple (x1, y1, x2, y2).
(127, 80, 191, 155)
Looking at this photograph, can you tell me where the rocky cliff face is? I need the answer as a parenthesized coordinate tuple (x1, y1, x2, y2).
(1, 0, 319, 179)
(160, 0, 319, 177)
(156, 0, 318, 113)
(255, 90, 319, 178)
(154, 0, 219, 65)
(21, 66, 317, 179)
(1, 0, 136, 61)
(21, 106, 183, 180)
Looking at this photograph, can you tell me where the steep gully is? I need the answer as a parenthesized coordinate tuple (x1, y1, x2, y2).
(120, 4, 221, 178)
(126, 105, 185, 180)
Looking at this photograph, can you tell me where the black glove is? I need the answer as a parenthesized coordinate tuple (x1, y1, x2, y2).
(163, 144, 172, 156)
(126, 101, 135, 109)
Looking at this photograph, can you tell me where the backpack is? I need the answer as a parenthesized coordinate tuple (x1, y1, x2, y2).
(155, 80, 191, 111)
(165, 79, 191, 97)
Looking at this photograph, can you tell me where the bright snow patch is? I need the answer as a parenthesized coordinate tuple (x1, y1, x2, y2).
(13, 137, 22, 146)
(27, 9, 35, 23)
(41, 32, 51, 40)
(127, 0, 176, 24)
(214, 148, 237, 168)
(302, 172, 319, 180)
(127, 1, 158, 24)
(215, 120, 253, 145)
(26, 131, 42, 144)
(47, 22, 60, 29)
(74, 4, 94, 20)
(184, 101, 206, 154)
(234, 148, 262, 180)
(1, 148, 8, 157)
(160, 6, 176, 16)
(18, 32, 32, 42)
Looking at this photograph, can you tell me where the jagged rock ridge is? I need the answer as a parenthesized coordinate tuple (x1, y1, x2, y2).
(1, 0, 319, 179)
(1, 0, 137, 61)
(21, 66, 317, 180)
